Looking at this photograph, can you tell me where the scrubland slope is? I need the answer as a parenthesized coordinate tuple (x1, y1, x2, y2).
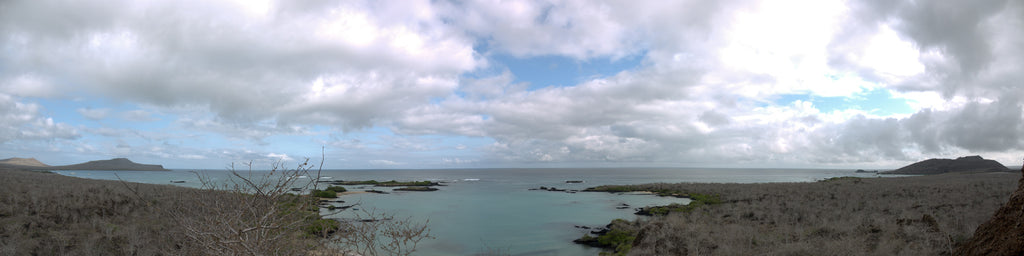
(611, 173, 1018, 255)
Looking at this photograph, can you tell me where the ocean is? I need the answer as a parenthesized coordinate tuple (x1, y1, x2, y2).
(56, 167, 877, 255)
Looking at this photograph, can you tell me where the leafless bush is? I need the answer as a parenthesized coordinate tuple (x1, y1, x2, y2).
(332, 208, 432, 256)
(170, 158, 434, 256)
(167, 159, 322, 255)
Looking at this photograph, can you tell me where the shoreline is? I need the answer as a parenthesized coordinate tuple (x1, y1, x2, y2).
(20, 167, 1017, 255)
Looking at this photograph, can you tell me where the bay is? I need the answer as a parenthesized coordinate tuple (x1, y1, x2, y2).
(56, 168, 877, 255)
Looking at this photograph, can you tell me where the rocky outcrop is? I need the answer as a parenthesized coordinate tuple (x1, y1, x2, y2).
(882, 156, 1010, 175)
(955, 162, 1024, 255)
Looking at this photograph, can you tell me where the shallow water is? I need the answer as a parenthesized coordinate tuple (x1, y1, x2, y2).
(57, 168, 877, 255)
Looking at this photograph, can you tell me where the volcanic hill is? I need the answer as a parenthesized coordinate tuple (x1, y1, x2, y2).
(882, 156, 1010, 175)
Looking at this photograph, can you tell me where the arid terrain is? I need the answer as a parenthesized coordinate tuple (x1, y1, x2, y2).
(0, 166, 426, 256)
(2, 165, 1021, 255)
(582, 172, 1020, 255)
(0, 168, 199, 255)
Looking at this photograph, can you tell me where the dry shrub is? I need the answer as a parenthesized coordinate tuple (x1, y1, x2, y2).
(169, 158, 434, 256)
(622, 172, 1020, 256)
(166, 160, 323, 255)
(0, 156, 432, 256)
(332, 208, 432, 256)
(0, 168, 193, 255)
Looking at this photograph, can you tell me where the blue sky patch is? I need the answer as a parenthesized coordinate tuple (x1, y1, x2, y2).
(490, 53, 644, 90)
(776, 88, 913, 115)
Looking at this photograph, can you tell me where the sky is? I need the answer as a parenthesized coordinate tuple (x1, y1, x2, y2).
(1, 0, 1022, 169)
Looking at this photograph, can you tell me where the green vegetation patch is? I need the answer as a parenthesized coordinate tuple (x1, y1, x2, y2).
(583, 185, 708, 198)
(583, 185, 638, 193)
(311, 189, 338, 198)
(303, 218, 341, 237)
(325, 186, 347, 193)
(574, 219, 637, 255)
(584, 185, 723, 216)
(636, 193, 721, 216)
(331, 180, 381, 185)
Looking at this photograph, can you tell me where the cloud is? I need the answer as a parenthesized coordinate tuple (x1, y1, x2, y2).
(384, 0, 1024, 167)
(120, 110, 159, 122)
(442, 157, 475, 165)
(77, 108, 111, 120)
(0, 0, 479, 130)
(932, 98, 1023, 152)
(0, 74, 57, 98)
(0, 94, 79, 143)
(2, 0, 1023, 168)
(266, 153, 294, 162)
(369, 159, 401, 166)
(834, 0, 1024, 99)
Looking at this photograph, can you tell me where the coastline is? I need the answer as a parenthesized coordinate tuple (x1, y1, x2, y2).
(18, 167, 1016, 255)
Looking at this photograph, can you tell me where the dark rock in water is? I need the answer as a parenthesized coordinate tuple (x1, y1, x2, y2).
(170, 180, 186, 183)
(329, 204, 356, 210)
(882, 155, 1011, 175)
(575, 225, 591, 229)
(531, 186, 567, 192)
(356, 217, 393, 223)
(955, 161, 1024, 255)
(366, 190, 389, 194)
(394, 187, 439, 192)
(854, 169, 878, 173)
(566, 180, 584, 183)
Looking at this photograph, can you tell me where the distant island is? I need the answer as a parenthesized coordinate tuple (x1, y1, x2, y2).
(0, 157, 49, 168)
(0, 157, 169, 171)
(882, 155, 1011, 175)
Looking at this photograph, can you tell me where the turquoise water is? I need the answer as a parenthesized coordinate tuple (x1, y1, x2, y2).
(56, 168, 876, 255)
